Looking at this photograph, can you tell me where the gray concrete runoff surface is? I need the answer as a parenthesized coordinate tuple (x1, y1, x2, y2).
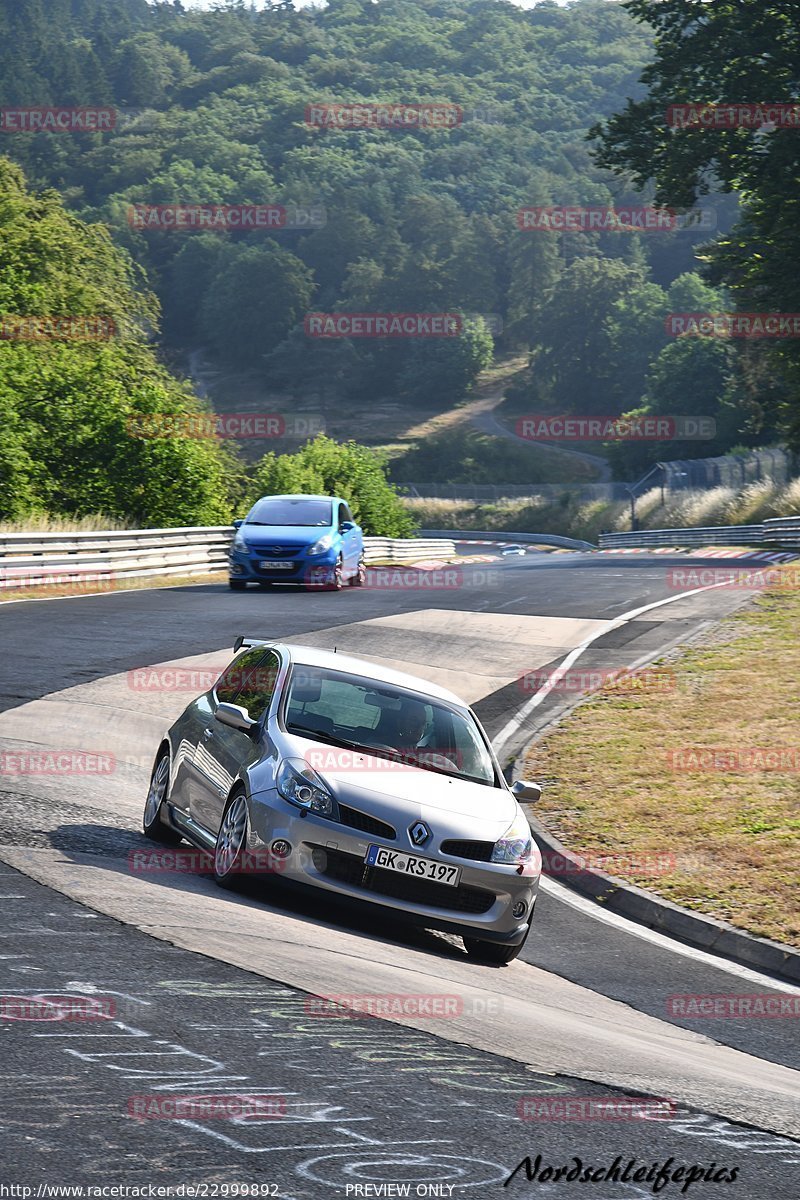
(0, 548, 798, 1199)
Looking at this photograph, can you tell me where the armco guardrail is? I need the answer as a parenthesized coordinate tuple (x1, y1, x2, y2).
(421, 528, 596, 552)
(598, 516, 800, 550)
(762, 516, 800, 547)
(363, 537, 456, 563)
(0, 527, 457, 590)
(0, 527, 232, 589)
(598, 525, 764, 549)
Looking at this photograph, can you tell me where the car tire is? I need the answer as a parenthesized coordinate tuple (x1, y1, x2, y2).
(229, 579, 247, 591)
(463, 923, 531, 965)
(325, 556, 344, 591)
(349, 555, 366, 587)
(213, 790, 250, 890)
(142, 750, 182, 845)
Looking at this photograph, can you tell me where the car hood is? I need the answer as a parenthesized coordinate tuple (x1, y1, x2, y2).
(285, 735, 517, 835)
(242, 524, 333, 545)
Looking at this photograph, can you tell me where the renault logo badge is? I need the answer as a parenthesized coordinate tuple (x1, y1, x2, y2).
(409, 821, 430, 846)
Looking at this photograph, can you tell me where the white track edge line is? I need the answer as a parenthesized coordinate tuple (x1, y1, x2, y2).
(493, 579, 737, 757)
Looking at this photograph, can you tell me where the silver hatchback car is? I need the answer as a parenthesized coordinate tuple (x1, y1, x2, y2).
(142, 638, 543, 963)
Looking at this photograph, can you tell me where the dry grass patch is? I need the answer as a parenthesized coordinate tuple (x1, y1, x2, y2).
(523, 568, 800, 947)
(1, 571, 225, 603)
(0, 513, 135, 534)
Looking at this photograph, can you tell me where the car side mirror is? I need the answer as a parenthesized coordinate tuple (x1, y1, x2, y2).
(233, 518, 244, 529)
(339, 520, 355, 533)
(512, 780, 542, 803)
(215, 702, 256, 734)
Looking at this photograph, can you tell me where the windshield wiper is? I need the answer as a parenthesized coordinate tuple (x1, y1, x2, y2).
(287, 727, 405, 762)
(286, 725, 350, 747)
(287, 726, 495, 784)
(286, 726, 382, 755)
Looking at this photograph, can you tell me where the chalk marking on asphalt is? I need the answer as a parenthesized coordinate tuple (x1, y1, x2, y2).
(0, 930, 107, 937)
(476, 594, 527, 611)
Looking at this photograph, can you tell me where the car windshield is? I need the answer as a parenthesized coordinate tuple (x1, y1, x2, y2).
(283, 665, 498, 787)
(247, 498, 332, 527)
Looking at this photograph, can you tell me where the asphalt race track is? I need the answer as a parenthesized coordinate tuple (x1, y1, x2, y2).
(0, 551, 798, 1198)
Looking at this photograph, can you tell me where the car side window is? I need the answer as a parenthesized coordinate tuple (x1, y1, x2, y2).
(340, 503, 353, 524)
(214, 648, 273, 707)
(235, 649, 280, 722)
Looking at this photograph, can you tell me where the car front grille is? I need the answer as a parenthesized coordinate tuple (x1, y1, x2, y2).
(338, 805, 396, 841)
(440, 839, 494, 862)
(309, 845, 495, 915)
(249, 544, 304, 558)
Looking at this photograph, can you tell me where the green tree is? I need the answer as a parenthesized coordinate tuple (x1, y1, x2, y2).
(264, 327, 362, 407)
(164, 234, 228, 342)
(604, 278, 669, 412)
(531, 257, 648, 415)
(0, 156, 238, 524)
(10, 0, 753, 474)
(200, 243, 314, 368)
(591, 0, 800, 449)
(605, 337, 738, 480)
(507, 212, 563, 348)
(398, 316, 494, 408)
(252, 435, 414, 536)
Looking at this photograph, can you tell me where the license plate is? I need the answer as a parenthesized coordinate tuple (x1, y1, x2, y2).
(258, 560, 294, 570)
(365, 844, 461, 886)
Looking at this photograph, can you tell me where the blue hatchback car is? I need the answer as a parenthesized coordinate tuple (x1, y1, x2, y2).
(228, 494, 366, 591)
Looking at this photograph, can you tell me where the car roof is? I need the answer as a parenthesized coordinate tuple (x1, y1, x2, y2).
(250, 494, 344, 504)
(275, 642, 468, 708)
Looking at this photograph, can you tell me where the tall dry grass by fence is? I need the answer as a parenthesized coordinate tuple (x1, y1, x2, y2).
(405, 475, 800, 541)
(4, 476, 800, 541)
(0, 513, 135, 535)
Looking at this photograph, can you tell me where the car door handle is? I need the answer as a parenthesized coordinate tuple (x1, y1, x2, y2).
(202, 727, 215, 741)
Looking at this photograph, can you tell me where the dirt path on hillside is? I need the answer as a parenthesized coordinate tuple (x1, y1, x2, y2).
(403, 354, 612, 482)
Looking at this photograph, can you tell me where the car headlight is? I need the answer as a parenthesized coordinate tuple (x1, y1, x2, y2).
(276, 758, 338, 818)
(491, 809, 533, 864)
(233, 529, 247, 552)
(307, 533, 334, 556)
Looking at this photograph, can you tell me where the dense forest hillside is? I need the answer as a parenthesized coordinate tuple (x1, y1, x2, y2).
(0, 0, 794, 523)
